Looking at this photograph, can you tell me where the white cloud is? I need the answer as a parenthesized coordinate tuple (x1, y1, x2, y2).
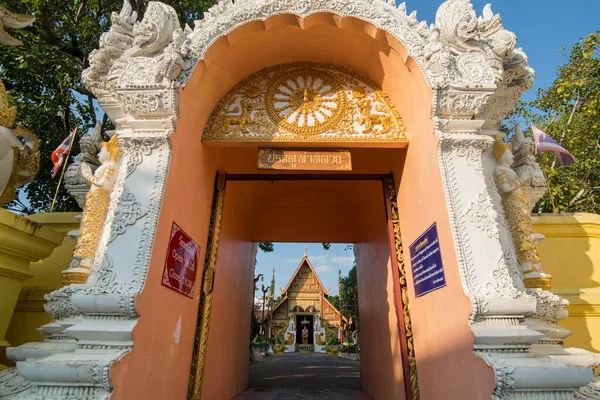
(315, 264, 335, 273)
(330, 256, 354, 268)
(309, 255, 328, 263)
(284, 259, 299, 263)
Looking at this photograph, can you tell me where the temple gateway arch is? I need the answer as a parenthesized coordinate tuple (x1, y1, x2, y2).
(0, 0, 597, 399)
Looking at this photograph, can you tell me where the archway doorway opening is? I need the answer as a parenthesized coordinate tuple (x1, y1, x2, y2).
(190, 174, 414, 400)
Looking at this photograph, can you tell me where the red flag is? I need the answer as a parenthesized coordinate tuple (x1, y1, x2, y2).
(50, 132, 74, 178)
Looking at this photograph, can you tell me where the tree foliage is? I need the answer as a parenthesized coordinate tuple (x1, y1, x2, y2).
(338, 264, 358, 328)
(511, 31, 600, 213)
(327, 294, 339, 310)
(1, 0, 214, 214)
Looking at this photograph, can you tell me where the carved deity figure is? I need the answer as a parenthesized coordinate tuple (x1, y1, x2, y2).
(288, 314, 295, 332)
(494, 138, 552, 290)
(511, 125, 547, 209)
(302, 326, 309, 345)
(62, 135, 120, 285)
(423, 26, 454, 86)
(314, 314, 321, 331)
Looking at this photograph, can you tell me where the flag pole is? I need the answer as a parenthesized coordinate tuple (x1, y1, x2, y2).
(540, 166, 557, 214)
(50, 127, 78, 213)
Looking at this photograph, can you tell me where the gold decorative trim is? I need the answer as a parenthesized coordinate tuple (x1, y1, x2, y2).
(0, 146, 20, 207)
(60, 270, 90, 285)
(523, 277, 553, 291)
(0, 79, 17, 128)
(188, 172, 227, 399)
(203, 62, 408, 144)
(387, 176, 420, 400)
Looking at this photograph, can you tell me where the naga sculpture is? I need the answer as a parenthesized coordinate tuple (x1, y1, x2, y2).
(0, 4, 35, 46)
(61, 134, 120, 284)
(83, 0, 137, 93)
(494, 137, 552, 290)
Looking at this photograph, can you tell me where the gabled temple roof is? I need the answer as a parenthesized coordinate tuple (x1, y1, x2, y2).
(279, 255, 330, 296)
(260, 254, 338, 323)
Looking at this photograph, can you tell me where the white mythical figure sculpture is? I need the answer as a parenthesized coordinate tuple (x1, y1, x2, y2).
(61, 135, 120, 285)
(511, 124, 547, 209)
(0, 6, 39, 207)
(314, 314, 321, 331)
(494, 137, 552, 290)
(0, 80, 39, 207)
(288, 314, 295, 332)
(64, 121, 104, 208)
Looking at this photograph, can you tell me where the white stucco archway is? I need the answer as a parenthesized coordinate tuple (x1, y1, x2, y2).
(1, 1, 596, 399)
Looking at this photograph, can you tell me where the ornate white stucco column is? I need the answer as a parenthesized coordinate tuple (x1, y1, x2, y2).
(430, 2, 596, 397)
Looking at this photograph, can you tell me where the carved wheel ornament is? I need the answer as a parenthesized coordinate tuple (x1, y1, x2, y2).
(204, 62, 408, 144)
(265, 68, 345, 135)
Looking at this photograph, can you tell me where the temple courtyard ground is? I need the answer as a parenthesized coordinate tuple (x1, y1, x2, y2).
(233, 353, 373, 399)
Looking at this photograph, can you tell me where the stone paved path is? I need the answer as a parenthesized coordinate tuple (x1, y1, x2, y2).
(233, 353, 373, 399)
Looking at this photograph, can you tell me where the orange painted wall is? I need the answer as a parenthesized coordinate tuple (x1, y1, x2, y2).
(355, 234, 406, 399)
(201, 191, 257, 399)
(221, 180, 387, 243)
(111, 12, 494, 400)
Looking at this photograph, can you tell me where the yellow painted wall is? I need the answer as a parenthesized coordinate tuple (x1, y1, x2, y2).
(5, 212, 79, 348)
(533, 213, 600, 353)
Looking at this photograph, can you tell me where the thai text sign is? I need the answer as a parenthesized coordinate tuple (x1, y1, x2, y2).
(161, 222, 201, 298)
(257, 149, 352, 171)
(409, 223, 446, 297)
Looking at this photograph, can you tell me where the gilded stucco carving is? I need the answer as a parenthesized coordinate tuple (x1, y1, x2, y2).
(188, 172, 226, 400)
(493, 139, 552, 291)
(61, 135, 121, 285)
(204, 63, 408, 144)
(387, 176, 420, 400)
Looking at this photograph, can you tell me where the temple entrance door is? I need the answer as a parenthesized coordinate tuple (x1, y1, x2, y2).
(189, 172, 414, 400)
(296, 315, 314, 350)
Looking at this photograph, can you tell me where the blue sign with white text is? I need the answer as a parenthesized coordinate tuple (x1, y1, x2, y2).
(409, 223, 446, 297)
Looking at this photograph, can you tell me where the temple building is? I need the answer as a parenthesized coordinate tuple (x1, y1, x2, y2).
(261, 254, 346, 352)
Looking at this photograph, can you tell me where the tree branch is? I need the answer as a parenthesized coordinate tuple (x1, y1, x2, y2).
(40, 5, 60, 46)
(87, 93, 97, 125)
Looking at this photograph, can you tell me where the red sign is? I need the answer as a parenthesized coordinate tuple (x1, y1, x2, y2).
(161, 222, 201, 298)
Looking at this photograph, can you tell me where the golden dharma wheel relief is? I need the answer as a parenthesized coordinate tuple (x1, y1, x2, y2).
(203, 62, 408, 145)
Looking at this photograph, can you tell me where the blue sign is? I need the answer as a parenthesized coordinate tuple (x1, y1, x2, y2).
(409, 223, 446, 297)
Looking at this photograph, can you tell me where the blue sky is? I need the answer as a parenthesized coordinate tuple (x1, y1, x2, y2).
(411, 1, 600, 102)
(255, 243, 355, 297)
(253, 1, 599, 298)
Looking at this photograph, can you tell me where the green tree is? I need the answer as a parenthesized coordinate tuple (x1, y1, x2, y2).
(339, 265, 358, 328)
(1, 0, 215, 214)
(327, 294, 339, 310)
(511, 31, 600, 213)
